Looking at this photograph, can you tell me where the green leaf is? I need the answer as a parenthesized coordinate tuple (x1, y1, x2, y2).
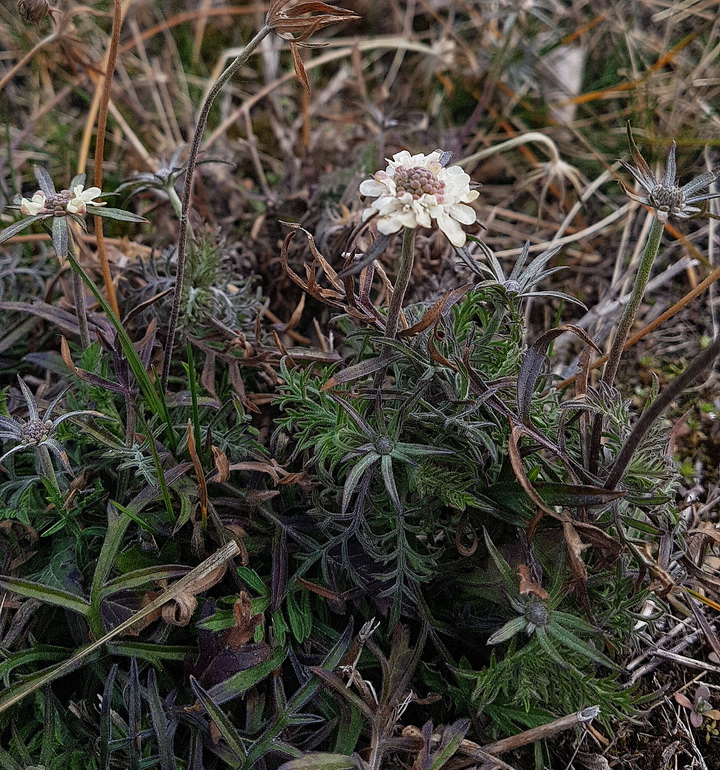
(100, 564, 191, 598)
(0, 645, 70, 685)
(0, 576, 90, 616)
(0, 214, 46, 244)
(536, 482, 624, 508)
(190, 677, 248, 760)
(236, 566, 270, 596)
(147, 668, 176, 770)
(487, 616, 527, 645)
(341, 452, 378, 514)
(482, 530, 518, 596)
(106, 641, 194, 662)
(207, 645, 287, 705)
(93, 206, 148, 223)
(428, 719, 470, 770)
(545, 622, 621, 671)
(286, 587, 313, 643)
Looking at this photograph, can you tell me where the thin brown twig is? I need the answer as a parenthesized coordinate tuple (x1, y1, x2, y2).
(91, 0, 124, 319)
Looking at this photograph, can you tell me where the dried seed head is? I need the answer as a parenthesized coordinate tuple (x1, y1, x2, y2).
(17, 0, 52, 24)
(266, 0, 360, 42)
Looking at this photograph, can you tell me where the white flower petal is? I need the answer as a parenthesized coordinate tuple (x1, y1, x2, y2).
(447, 203, 477, 226)
(359, 178, 388, 197)
(436, 211, 466, 247)
(376, 216, 404, 235)
(20, 191, 46, 216)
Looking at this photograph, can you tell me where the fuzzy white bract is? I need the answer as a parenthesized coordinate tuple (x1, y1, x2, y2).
(67, 185, 105, 215)
(359, 150, 479, 247)
(20, 191, 46, 216)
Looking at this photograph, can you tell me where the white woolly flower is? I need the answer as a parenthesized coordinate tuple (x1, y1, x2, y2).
(66, 184, 106, 215)
(19, 191, 46, 216)
(359, 150, 479, 247)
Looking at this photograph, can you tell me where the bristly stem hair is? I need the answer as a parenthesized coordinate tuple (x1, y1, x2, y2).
(161, 25, 271, 393)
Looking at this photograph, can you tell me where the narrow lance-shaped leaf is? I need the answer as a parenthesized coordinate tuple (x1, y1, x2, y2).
(51, 216, 69, 259)
(427, 719, 471, 770)
(190, 676, 248, 760)
(278, 754, 359, 770)
(93, 207, 148, 223)
(0, 576, 90, 616)
(0, 214, 47, 245)
(517, 325, 600, 424)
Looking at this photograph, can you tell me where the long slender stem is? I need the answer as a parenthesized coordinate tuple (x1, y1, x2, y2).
(384, 227, 416, 343)
(92, 0, 124, 319)
(602, 216, 665, 390)
(161, 25, 271, 393)
(373, 227, 416, 393)
(68, 237, 91, 351)
(590, 216, 665, 472)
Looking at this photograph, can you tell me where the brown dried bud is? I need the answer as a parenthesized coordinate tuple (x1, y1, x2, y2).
(266, 1, 359, 92)
(266, 0, 360, 43)
(17, 0, 52, 24)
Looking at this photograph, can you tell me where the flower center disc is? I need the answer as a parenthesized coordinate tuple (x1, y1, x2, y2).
(394, 165, 445, 200)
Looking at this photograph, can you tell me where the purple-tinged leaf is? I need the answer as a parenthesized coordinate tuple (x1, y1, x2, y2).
(34, 166, 56, 196)
(0, 214, 47, 244)
(51, 216, 68, 258)
(517, 325, 600, 424)
(190, 676, 248, 760)
(147, 668, 177, 770)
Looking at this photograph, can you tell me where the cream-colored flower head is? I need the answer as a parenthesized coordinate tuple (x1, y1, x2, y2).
(66, 184, 106, 215)
(359, 150, 479, 247)
(19, 191, 46, 216)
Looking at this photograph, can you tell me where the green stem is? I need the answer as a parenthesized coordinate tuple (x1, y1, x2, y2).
(590, 216, 665, 474)
(67, 236, 91, 351)
(602, 216, 665, 389)
(384, 227, 416, 344)
(373, 227, 416, 393)
(36, 444, 60, 497)
(161, 24, 271, 394)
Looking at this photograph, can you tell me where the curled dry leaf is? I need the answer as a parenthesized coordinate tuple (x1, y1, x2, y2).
(518, 564, 550, 600)
(161, 562, 228, 627)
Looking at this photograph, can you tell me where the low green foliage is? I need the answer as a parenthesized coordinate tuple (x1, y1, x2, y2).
(1, 1, 719, 768)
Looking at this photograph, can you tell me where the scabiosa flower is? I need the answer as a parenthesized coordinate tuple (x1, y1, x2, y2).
(66, 184, 106, 215)
(620, 124, 720, 223)
(0, 377, 108, 479)
(1, 166, 145, 260)
(359, 150, 479, 247)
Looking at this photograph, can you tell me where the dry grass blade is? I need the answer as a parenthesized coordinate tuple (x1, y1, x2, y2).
(0, 541, 240, 715)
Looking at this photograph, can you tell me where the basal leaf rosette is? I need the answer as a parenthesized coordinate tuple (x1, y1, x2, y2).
(359, 150, 479, 247)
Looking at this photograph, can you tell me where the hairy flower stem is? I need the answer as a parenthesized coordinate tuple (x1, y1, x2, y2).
(602, 216, 665, 389)
(373, 227, 416, 391)
(385, 227, 416, 343)
(36, 444, 61, 496)
(161, 25, 271, 393)
(590, 216, 665, 473)
(91, 0, 123, 319)
(68, 236, 91, 351)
